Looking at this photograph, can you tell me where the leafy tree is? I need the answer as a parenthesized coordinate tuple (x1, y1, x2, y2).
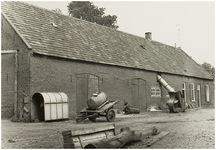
(201, 62, 215, 78)
(67, 1, 118, 29)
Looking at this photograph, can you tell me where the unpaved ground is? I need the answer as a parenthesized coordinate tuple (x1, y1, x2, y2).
(1, 108, 215, 149)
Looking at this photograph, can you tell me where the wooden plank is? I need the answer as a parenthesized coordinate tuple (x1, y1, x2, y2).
(72, 124, 115, 148)
(73, 137, 82, 149)
(78, 136, 84, 148)
(146, 131, 169, 147)
(105, 130, 115, 138)
(78, 132, 107, 148)
(72, 124, 115, 136)
(62, 124, 115, 148)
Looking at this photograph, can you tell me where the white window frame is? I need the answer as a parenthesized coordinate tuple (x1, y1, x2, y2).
(151, 87, 161, 97)
(197, 84, 201, 107)
(155, 88, 161, 97)
(205, 85, 210, 102)
(182, 83, 186, 102)
(191, 83, 195, 102)
(151, 87, 156, 97)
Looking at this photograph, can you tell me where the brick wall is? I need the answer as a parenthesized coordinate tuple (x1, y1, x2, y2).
(160, 74, 214, 108)
(29, 54, 214, 119)
(2, 15, 31, 120)
(30, 54, 161, 119)
(1, 52, 16, 118)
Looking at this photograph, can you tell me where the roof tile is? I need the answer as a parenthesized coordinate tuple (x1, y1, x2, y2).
(1, 1, 213, 80)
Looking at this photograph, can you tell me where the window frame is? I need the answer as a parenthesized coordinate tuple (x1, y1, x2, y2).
(182, 83, 186, 101)
(151, 87, 156, 97)
(151, 87, 161, 97)
(205, 85, 210, 102)
(197, 84, 201, 107)
(191, 83, 195, 102)
(155, 88, 161, 97)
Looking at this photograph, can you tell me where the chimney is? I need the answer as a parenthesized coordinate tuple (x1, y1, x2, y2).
(145, 32, 152, 40)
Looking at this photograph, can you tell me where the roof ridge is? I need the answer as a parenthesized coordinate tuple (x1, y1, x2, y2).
(14, 1, 151, 41)
(2, 1, 213, 80)
(3, 1, 161, 43)
(19, 2, 121, 32)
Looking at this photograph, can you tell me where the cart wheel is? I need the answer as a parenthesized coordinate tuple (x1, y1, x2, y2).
(106, 109, 115, 122)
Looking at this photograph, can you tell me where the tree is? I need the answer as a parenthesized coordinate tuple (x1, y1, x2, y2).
(201, 62, 215, 78)
(67, 1, 118, 29)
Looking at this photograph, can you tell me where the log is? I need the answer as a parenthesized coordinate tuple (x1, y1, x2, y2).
(123, 101, 140, 114)
(146, 131, 169, 147)
(123, 106, 140, 114)
(84, 127, 142, 148)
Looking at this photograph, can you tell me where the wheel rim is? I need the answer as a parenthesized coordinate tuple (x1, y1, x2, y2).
(106, 109, 115, 122)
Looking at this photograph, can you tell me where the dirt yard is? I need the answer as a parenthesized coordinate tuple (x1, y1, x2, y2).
(1, 108, 215, 149)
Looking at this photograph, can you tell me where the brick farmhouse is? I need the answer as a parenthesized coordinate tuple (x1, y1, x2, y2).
(1, 1, 214, 121)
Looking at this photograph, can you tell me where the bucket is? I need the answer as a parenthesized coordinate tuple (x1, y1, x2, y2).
(87, 92, 107, 110)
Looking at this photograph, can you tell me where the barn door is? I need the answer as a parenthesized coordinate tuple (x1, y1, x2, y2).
(1, 51, 17, 118)
(131, 78, 146, 111)
(88, 74, 99, 98)
(76, 74, 99, 113)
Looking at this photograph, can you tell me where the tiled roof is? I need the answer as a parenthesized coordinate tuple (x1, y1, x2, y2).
(1, 1, 213, 80)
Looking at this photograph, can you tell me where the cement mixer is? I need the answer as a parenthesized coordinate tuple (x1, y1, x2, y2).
(157, 75, 187, 113)
(76, 92, 119, 123)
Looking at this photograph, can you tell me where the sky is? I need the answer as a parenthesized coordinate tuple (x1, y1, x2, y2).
(25, 1, 215, 66)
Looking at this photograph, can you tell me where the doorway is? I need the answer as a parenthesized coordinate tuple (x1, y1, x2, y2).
(1, 51, 17, 118)
(76, 74, 99, 113)
(131, 78, 147, 111)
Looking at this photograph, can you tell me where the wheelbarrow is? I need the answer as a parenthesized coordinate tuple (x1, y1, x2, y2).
(76, 99, 119, 123)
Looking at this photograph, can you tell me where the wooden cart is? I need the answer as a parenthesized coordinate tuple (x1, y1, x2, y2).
(76, 100, 119, 123)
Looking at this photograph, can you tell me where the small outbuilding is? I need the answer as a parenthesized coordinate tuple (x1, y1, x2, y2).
(1, 1, 214, 121)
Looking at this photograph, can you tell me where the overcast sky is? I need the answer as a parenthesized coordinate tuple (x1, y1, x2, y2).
(26, 1, 215, 66)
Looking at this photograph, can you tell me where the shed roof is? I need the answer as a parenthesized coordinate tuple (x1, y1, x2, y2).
(1, 1, 213, 80)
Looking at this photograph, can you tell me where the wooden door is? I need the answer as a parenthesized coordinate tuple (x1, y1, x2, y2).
(76, 74, 99, 113)
(131, 78, 146, 111)
(76, 74, 88, 114)
(1, 51, 17, 118)
(88, 74, 99, 98)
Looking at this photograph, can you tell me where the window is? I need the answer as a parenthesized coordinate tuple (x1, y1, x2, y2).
(156, 88, 161, 97)
(191, 83, 195, 101)
(197, 85, 201, 107)
(205, 85, 210, 102)
(151, 88, 156, 97)
(151, 87, 161, 97)
(182, 83, 186, 101)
